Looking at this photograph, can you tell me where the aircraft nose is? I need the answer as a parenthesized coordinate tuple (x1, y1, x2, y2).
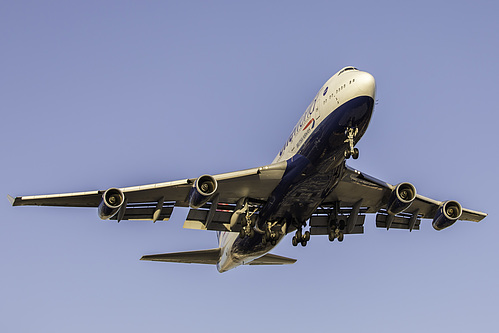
(356, 71, 376, 100)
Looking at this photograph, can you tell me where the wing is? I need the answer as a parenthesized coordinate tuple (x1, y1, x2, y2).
(9, 161, 287, 224)
(310, 165, 487, 236)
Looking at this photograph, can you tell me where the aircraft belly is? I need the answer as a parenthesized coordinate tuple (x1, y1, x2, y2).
(258, 96, 375, 228)
(217, 96, 375, 271)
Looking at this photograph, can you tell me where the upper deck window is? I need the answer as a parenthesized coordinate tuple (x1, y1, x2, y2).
(338, 67, 358, 76)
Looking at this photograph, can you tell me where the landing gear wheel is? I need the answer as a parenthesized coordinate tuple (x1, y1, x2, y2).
(294, 227, 310, 246)
(344, 127, 359, 160)
(338, 233, 344, 242)
(271, 239, 276, 246)
(328, 231, 335, 242)
(352, 148, 359, 159)
(239, 228, 245, 239)
(296, 229, 302, 241)
(339, 220, 346, 230)
(292, 236, 298, 247)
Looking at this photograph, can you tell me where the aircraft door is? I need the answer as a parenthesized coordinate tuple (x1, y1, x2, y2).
(313, 94, 321, 120)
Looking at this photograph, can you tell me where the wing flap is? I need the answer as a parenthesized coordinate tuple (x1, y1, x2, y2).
(309, 214, 365, 235)
(109, 201, 175, 221)
(375, 210, 421, 230)
(140, 248, 221, 265)
(183, 210, 234, 231)
(183, 201, 249, 231)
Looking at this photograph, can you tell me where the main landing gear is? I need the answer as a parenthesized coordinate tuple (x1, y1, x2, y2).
(239, 219, 255, 238)
(326, 201, 346, 242)
(328, 219, 345, 242)
(239, 208, 258, 239)
(344, 127, 359, 159)
(262, 222, 280, 245)
(292, 228, 310, 247)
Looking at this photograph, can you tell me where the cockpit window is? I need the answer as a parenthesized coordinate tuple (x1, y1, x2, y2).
(338, 67, 358, 76)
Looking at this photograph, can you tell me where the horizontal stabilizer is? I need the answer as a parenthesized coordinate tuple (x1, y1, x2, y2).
(140, 248, 221, 265)
(248, 253, 296, 265)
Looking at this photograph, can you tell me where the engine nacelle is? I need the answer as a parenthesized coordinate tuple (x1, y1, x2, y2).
(386, 182, 417, 215)
(432, 200, 462, 231)
(98, 188, 125, 220)
(188, 175, 218, 209)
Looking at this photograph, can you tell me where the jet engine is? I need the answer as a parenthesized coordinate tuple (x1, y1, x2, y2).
(432, 200, 462, 231)
(98, 188, 125, 220)
(188, 175, 218, 209)
(386, 182, 417, 215)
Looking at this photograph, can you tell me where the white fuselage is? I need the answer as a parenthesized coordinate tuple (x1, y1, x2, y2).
(217, 67, 376, 272)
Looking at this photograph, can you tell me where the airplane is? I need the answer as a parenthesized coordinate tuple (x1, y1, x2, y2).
(8, 66, 487, 273)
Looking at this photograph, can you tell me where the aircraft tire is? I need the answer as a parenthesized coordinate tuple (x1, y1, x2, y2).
(338, 233, 344, 242)
(296, 229, 302, 241)
(328, 231, 335, 242)
(292, 236, 298, 246)
(304, 231, 310, 242)
(339, 220, 346, 230)
(352, 148, 359, 159)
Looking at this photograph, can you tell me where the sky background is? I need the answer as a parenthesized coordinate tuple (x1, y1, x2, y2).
(1, 1, 498, 332)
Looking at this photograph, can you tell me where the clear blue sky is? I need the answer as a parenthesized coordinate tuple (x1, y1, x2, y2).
(2, 1, 498, 332)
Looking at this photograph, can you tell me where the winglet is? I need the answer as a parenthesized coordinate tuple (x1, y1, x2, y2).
(7, 194, 15, 206)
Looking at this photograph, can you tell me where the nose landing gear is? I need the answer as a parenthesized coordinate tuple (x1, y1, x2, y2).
(344, 127, 359, 159)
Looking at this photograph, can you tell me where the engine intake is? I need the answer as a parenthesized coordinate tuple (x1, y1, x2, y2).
(188, 175, 218, 209)
(98, 188, 125, 220)
(432, 200, 462, 231)
(386, 182, 417, 215)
